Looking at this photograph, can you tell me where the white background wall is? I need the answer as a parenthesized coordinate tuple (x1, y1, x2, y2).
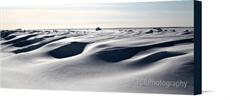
(1, 0, 230, 99)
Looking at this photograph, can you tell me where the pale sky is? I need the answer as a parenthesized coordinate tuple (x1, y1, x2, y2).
(0, 0, 194, 29)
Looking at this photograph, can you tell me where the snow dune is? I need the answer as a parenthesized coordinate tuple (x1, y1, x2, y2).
(1, 28, 194, 94)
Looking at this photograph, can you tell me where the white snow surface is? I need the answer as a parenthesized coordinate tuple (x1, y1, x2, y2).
(0, 27, 194, 94)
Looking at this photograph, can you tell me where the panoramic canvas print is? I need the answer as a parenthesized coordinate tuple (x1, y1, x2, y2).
(0, 0, 201, 94)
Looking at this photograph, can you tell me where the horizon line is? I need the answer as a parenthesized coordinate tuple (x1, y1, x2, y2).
(1, 26, 194, 30)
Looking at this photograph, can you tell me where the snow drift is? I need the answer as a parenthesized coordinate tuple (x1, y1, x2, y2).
(0, 27, 194, 94)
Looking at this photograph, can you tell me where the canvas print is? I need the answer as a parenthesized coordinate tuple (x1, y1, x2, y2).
(0, 0, 201, 94)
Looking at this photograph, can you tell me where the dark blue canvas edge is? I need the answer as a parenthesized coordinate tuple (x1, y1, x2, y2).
(194, 0, 202, 95)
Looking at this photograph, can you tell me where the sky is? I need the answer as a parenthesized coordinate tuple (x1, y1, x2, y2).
(0, 0, 194, 29)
